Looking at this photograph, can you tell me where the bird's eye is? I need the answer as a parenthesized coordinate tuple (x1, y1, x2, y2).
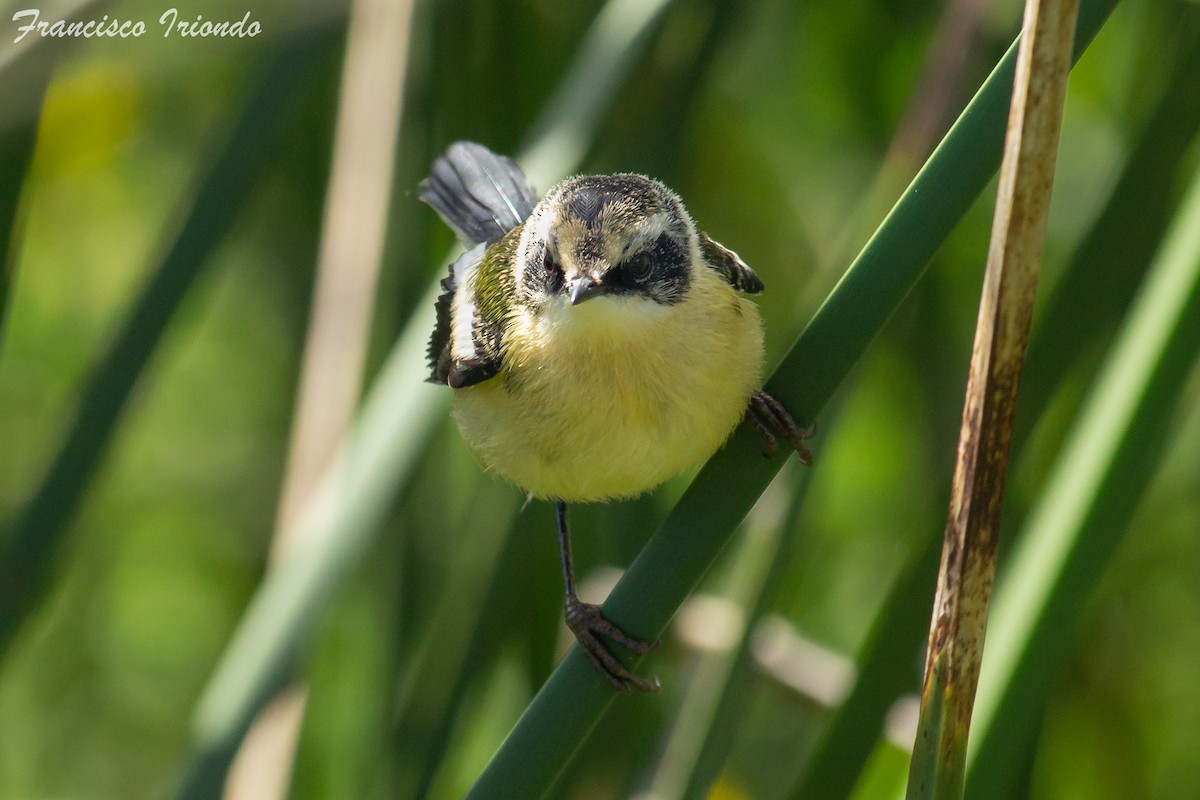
(542, 249, 564, 291)
(624, 252, 653, 282)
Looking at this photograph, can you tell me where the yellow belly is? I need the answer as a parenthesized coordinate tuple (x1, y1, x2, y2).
(451, 279, 763, 502)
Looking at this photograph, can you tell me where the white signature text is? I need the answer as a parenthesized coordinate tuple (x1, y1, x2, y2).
(12, 8, 262, 43)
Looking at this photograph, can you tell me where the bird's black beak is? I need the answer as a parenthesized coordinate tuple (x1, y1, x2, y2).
(568, 274, 606, 306)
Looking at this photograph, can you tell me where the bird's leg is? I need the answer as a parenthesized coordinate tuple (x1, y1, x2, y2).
(556, 500, 660, 692)
(745, 389, 815, 465)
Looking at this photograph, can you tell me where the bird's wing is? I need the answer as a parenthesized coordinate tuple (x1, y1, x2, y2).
(426, 245, 473, 385)
(698, 232, 764, 294)
(427, 243, 498, 387)
(418, 141, 538, 246)
(426, 230, 520, 388)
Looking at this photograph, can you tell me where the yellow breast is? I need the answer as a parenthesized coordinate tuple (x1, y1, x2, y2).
(450, 271, 763, 502)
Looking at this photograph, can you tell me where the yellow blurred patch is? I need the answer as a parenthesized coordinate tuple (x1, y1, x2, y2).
(34, 61, 141, 174)
(708, 772, 752, 800)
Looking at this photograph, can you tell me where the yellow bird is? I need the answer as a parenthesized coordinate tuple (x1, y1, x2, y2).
(421, 142, 810, 690)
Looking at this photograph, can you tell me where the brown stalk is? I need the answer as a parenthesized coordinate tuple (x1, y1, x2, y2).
(907, 0, 1081, 795)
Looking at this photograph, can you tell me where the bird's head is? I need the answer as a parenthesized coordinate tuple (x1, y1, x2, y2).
(514, 174, 697, 314)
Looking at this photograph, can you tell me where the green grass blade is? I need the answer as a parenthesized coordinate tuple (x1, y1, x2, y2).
(179, 284, 444, 799)
(1017, 15, 1200, 446)
(0, 0, 105, 346)
(0, 14, 349, 658)
(965, 154, 1200, 800)
(906, 648, 961, 798)
(786, 16, 1200, 797)
(391, 483, 522, 800)
(517, 0, 674, 189)
(465, 1, 1118, 797)
(790, 533, 942, 800)
(637, 468, 804, 800)
(0, 48, 54, 347)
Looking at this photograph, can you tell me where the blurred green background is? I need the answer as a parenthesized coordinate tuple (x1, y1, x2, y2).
(1, 0, 1199, 798)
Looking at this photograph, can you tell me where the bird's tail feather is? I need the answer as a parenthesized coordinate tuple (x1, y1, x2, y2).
(418, 142, 537, 245)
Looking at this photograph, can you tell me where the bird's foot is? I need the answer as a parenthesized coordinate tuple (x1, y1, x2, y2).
(565, 595, 660, 693)
(745, 389, 815, 465)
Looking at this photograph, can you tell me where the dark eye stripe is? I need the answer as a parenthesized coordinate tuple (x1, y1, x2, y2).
(606, 233, 688, 303)
(645, 233, 689, 303)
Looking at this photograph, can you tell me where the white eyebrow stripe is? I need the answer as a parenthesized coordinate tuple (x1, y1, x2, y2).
(513, 206, 557, 288)
(624, 211, 673, 254)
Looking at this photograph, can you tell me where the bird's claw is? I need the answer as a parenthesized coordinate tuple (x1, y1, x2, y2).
(565, 596, 660, 693)
(745, 389, 814, 465)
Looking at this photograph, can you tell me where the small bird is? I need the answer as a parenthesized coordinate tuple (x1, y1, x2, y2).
(420, 142, 811, 691)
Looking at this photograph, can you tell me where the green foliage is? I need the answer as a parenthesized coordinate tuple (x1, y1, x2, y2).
(2, 1, 1199, 799)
